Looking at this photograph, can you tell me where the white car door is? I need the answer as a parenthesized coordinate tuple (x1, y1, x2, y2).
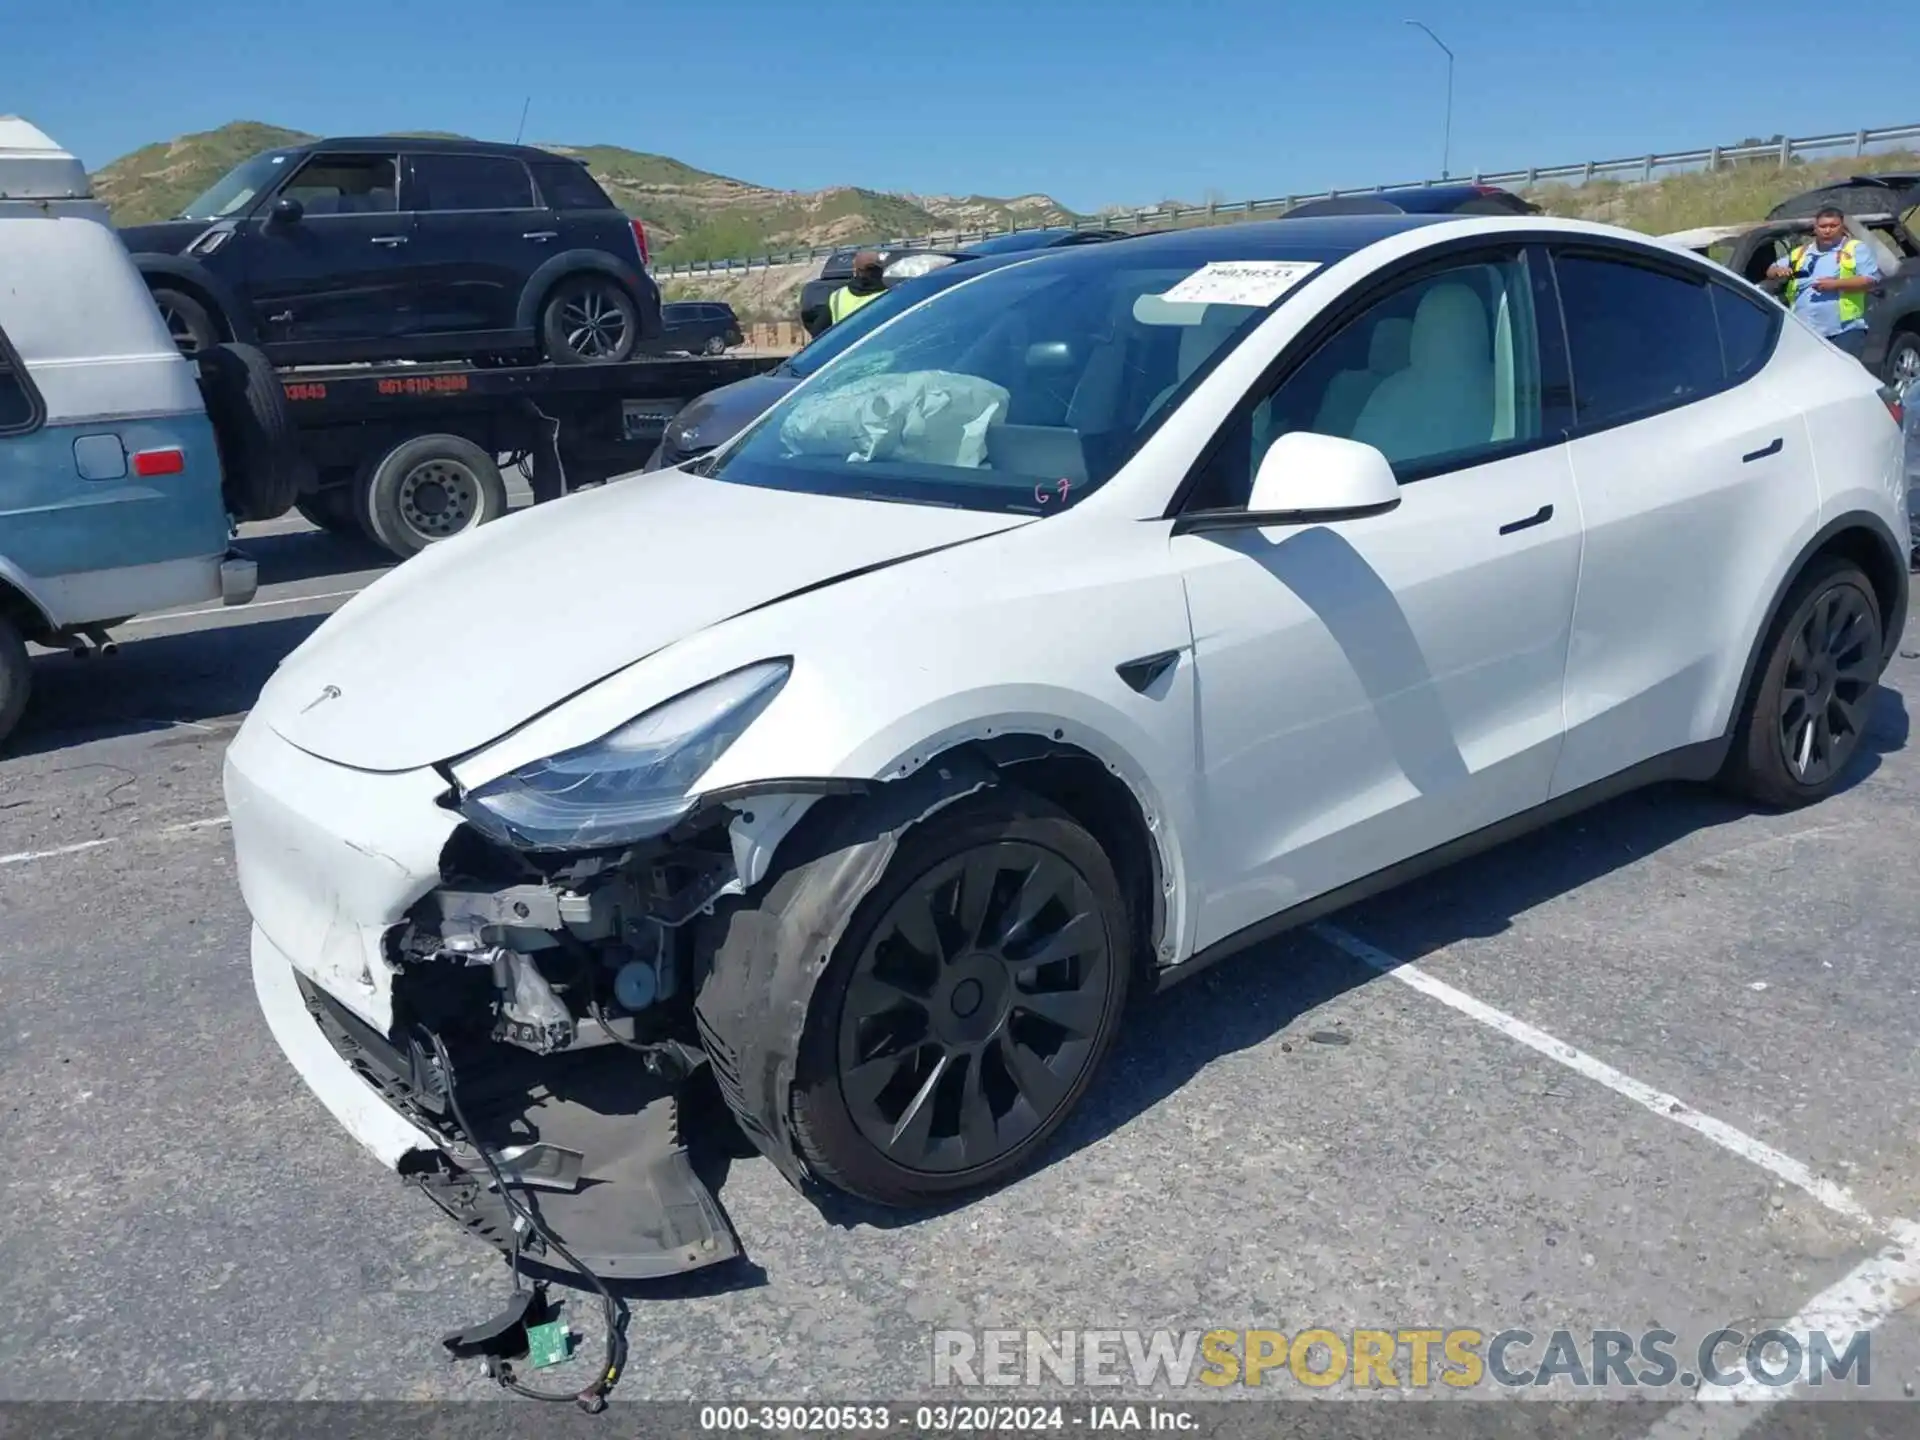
(1545, 246, 1822, 797)
(1169, 246, 1585, 952)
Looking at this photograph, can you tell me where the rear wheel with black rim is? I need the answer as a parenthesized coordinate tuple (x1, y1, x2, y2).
(540, 275, 639, 364)
(784, 790, 1133, 1207)
(1721, 556, 1884, 808)
(360, 434, 509, 560)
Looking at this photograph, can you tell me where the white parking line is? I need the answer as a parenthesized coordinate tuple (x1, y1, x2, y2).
(1310, 922, 1920, 1426)
(122, 587, 363, 627)
(1309, 922, 1875, 1225)
(1640, 1224, 1920, 1436)
(0, 814, 228, 868)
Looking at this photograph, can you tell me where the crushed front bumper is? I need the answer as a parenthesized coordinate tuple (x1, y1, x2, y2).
(233, 715, 741, 1282)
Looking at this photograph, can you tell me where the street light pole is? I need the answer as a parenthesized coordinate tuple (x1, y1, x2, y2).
(1404, 20, 1454, 180)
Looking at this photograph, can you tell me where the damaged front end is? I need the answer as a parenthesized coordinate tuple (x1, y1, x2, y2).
(303, 813, 766, 1282)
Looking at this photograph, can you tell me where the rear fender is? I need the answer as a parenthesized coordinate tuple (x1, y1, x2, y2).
(515, 252, 661, 337)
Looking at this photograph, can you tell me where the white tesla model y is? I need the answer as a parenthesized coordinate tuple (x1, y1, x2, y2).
(226, 215, 1908, 1282)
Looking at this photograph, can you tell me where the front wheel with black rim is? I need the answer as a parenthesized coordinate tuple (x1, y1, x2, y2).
(1721, 556, 1884, 808)
(360, 435, 509, 560)
(777, 791, 1133, 1208)
(539, 275, 639, 365)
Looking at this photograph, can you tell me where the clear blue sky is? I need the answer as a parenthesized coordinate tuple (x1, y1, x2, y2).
(7, 0, 1915, 213)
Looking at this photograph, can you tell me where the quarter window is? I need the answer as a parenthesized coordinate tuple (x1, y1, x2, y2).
(1553, 253, 1723, 430)
(412, 154, 535, 211)
(1711, 284, 1779, 383)
(0, 328, 42, 435)
(531, 161, 613, 210)
(1189, 253, 1546, 509)
(279, 154, 400, 215)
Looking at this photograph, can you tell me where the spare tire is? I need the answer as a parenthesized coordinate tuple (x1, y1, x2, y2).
(197, 343, 308, 522)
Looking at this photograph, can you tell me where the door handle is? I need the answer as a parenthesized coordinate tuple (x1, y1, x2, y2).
(1498, 503, 1553, 536)
(522, 231, 558, 242)
(1742, 436, 1783, 463)
(370, 235, 408, 247)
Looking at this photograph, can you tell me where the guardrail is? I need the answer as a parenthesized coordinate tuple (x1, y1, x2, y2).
(654, 120, 1920, 279)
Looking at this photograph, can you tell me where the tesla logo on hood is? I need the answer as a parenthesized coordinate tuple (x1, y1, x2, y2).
(301, 684, 342, 714)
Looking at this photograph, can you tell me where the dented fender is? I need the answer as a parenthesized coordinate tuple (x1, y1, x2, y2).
(692, 752, 997, 1191)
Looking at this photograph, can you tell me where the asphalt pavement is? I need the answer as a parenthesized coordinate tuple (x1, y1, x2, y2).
(2, 478, 1919, 1432)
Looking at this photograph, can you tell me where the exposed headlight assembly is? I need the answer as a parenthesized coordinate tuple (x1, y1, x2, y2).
(459, 660, 790, 851)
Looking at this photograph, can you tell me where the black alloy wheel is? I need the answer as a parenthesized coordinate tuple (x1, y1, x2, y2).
(1774, 580, 1879, 787)
(834, 839, 1117, 1176)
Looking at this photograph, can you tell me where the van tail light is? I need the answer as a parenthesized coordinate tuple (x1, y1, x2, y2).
(133, 447, 185, 477)
(1882, 388, 1905, 426)
(631, 219, 650, 268)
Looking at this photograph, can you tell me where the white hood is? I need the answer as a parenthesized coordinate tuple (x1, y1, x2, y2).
(258, 468, 1033, 772)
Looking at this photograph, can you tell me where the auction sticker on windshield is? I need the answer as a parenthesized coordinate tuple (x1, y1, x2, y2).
(1162, 260, 1321, 307)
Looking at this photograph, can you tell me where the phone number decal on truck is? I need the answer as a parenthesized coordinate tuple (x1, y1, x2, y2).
(378, 373, 470, 396)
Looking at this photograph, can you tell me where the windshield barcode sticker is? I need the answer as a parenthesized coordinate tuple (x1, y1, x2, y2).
(1161, 260, 1322, 307)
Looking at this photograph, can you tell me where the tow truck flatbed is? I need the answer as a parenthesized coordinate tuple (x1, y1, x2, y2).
(268, 350, 786, 559)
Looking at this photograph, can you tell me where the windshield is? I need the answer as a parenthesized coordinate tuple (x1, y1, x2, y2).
(709, 251, 1303, 515)
(175, 150, 297, 220)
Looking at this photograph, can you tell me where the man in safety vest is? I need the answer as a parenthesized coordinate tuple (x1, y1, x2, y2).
(1765, 206, 1881, 361)
(828, 251, 888, 327)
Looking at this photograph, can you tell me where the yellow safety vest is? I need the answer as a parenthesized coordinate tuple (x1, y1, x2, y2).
(829, 285, 884, 324)
(1783, 240, 1868, 326)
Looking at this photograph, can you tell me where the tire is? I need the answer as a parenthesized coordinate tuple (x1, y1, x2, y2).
(152, 286, 221, 356)
(702, 788, 1133, 1209)
(196, 342, 308, 522)
(539, 275, 640, 364)
(1720, 555, 1884, 808)
(702, 334, 727, 356)
(1882, 330, 1920, 391)
(294, 486, 361, 537)
(0, 614, 30, 750)
(360, 434, 508, 560)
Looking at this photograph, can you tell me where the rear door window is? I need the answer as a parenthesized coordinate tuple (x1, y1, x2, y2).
(0, 327, 44, 435)
(410, 154, 536, 212)
(1552, 251, 1725, 431)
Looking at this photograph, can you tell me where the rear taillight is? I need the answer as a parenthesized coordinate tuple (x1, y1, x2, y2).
(631, 219, 650, 267)
(1882, 390, 1904, 426)
(133, 447, 184, 477)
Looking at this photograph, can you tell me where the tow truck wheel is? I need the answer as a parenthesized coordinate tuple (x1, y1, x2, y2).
(360, 434, 509, 560)
(0, 613, 30, 749)
(293, 487, 360, 538)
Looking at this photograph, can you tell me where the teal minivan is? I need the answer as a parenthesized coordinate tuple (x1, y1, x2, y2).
(0, 116, 259, 746)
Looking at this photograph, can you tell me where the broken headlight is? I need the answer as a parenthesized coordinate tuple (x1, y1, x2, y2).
(459, 660, 790, 851)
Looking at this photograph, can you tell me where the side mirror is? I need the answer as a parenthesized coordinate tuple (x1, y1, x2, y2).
(1179, 431, 1401, 534)
(270, 196, 304, 224)
(1247, 431, 1400, 517)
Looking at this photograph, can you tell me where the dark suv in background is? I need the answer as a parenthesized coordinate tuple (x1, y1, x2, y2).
(661, 301, 745, 355)
(118, 137, 662, 366)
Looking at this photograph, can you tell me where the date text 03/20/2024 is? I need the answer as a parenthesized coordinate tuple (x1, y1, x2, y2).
(697, 1405, 1197, 1431)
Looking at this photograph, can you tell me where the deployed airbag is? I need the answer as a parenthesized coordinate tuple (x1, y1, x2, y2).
(779, 370, 1009, 467)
